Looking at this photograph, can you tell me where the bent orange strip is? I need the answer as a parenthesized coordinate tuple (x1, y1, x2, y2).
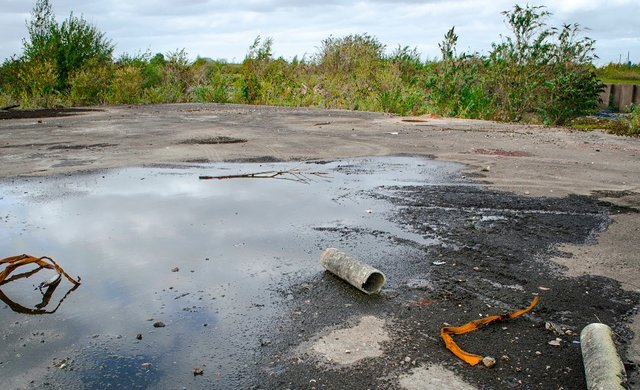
(440, 295, 539, 366)
(0, 254, 81, 286)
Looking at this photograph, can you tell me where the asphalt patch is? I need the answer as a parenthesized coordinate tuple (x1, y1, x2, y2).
(250, 184, 639, 389)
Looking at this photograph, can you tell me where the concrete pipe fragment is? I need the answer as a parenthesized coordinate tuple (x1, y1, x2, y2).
(320, 248, 386, 294)
(580, 323, 627, 390)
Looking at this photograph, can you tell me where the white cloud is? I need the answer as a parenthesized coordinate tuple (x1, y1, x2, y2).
(0, 0, 638, 64)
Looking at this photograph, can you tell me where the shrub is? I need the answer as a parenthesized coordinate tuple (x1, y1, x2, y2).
(488, 5, 602, 124)
(68, 58, 112, 105)
(235, 36, 274, 104)
(107, 65, 144, 104)
(17, 59, 61, 108)
(426, 28, 493, 118)
(192, 60, 235, 103)
(23, 0, 113, 93)
(629, 104, 640, 135)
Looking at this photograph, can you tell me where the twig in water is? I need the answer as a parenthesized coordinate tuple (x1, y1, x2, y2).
(199, 169, 330, 184)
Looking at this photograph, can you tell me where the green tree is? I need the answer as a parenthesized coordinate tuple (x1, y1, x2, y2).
(238, 36, 274, 103)
(23, 0, 114, 92)
(427, 28, 493, 118)
(488, 5, 602, 123)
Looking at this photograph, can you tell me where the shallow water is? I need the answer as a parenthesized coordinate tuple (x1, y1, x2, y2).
(0, 156, 461, 389)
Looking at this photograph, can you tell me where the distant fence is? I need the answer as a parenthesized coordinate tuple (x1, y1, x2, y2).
(599, 84, 640, 111)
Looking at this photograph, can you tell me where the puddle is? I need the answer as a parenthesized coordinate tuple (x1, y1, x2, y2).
(0, 156, 462, 388)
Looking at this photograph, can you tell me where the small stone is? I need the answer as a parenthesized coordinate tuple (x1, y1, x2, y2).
(404, 356, 412, 363)
(500, 355, 510, 362)
(535, 350, 542, 355)
(193, 367, 203, 376)
(260, 338, 272, 347)
(482, 356, 496, 368)
(141, 362, 152, 369)
(171, 267, 179, 272)
(153, 321, 166, 328)
(482, 166, 491, 172)
(136, 334, 143, 340)
(548, 339, 562, 347)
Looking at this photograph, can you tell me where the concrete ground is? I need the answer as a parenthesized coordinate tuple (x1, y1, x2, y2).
(1, 103, 639, 388)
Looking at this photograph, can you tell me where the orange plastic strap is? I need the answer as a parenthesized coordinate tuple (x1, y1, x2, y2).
(0, 254, 81, 286)
(440, 295, 539, 366)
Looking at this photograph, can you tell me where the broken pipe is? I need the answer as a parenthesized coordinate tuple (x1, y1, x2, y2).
(320, 248, 386, 294)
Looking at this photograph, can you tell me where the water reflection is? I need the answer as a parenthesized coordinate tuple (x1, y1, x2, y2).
(0, 279, 79, 315)
(0, 156, 461, 388)
(0, 254, 81, 314)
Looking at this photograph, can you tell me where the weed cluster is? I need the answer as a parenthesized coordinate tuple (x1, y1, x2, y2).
(0, 1, 626, 130)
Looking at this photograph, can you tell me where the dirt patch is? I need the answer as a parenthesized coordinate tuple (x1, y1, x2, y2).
(309, 316, 390, 365)
(179, 136, 247, 145)
(48, 143, 117, 150)
(551, 213, 640, 292)
(473, 148, 531, 157)
(399, 364, 477, 390)
(0, 108, 101, 120)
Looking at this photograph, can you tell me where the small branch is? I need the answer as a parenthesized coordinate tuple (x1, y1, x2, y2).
(199, 169, 330, 184)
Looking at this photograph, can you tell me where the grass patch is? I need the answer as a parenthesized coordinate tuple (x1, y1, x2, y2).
(599, 78, 640, 85)
(568, 114, 639, 136)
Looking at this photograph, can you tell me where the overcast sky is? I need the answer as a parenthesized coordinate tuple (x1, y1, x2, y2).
(1, 0, 638, 65)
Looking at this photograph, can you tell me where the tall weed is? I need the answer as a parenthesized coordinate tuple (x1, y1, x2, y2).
(68, 58, 112, 105)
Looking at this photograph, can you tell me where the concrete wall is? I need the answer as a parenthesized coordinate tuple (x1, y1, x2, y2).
(600, 84, 640, 111)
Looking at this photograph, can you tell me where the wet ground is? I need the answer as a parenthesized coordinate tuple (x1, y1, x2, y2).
(1, 155, 638, 389)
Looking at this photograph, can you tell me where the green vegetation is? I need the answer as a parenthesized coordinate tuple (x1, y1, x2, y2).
(568, 104, 640, 136)
(1, 1, 637, 135)
(597, 63, 640, 85)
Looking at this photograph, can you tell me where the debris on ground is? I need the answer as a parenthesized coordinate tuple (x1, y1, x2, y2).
(0, 254, 81, 314)
(198, 169, 329, 184)
(482, 356, 496, 368)
(440, 296, 539, 366)
(0, 254, 81, 286)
